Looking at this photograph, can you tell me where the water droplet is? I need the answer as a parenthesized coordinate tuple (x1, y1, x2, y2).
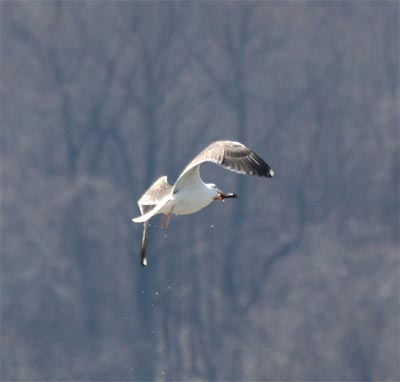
(210, 224, 214, 228)
(164, 234, 168, 238)
(155, 291, 159, 296)
(161, 371, 165, 375)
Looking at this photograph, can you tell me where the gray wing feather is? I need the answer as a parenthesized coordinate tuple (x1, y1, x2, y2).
(138, 176, 173, 207)
(137, 176, 172, 267)
(174, 141, 273, 191)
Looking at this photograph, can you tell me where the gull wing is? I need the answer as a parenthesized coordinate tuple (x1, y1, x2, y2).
(139, 209, 150, 267)
(135, 176, 173, 267)
(132, 196, 172, 223)
(173, 140, 274, 191)
(134, 195, 173, 267)
(138, 176, 173, 207)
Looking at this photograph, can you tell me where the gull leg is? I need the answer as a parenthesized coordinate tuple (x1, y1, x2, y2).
(162, 213, 172, 229)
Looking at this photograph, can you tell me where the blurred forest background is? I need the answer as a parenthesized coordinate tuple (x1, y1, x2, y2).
(1, 2, 399, 381)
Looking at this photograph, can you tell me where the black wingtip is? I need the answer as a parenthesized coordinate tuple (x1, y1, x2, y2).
(140, 246, 148, 267)
(260, 167, 274, 177)
(247, 152, 275, 178)
(141, 256, 148, 267)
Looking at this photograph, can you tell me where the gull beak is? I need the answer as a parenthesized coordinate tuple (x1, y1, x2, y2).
(214, 189, 239, 201)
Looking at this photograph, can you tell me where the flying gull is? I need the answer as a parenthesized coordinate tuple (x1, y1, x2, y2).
(132, 140, 274, 266)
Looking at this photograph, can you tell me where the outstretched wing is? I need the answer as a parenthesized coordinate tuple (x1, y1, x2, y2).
(138, 176, 173, 206)
(136, 176, 173, 267)
(173, 140, 274, 191)
(139, 210, 150, 267)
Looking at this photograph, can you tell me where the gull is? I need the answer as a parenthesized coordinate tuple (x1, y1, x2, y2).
(132, 140, 274, 266)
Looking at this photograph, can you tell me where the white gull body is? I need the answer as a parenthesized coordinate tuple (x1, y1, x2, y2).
(132, 140, 274, 266)
(169, 181, 215, 215)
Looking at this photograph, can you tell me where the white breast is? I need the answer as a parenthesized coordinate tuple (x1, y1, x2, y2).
(172, 183, 214, 215)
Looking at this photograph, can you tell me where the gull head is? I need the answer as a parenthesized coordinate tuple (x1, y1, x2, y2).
(207, 183, 239, 201)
